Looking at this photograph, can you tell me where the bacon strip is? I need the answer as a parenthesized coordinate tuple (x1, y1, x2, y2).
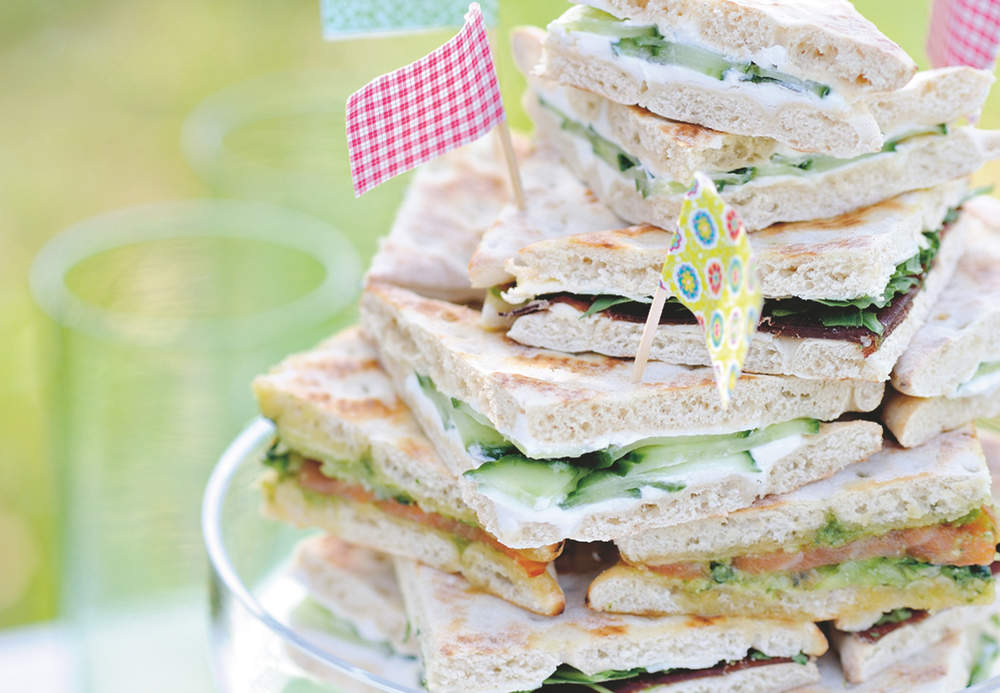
(854, 611, 930, 643)
(297, 460, 552, 577)
(611, 656, 795, 693)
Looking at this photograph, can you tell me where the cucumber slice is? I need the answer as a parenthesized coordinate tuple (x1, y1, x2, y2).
(449, 401, 512, 460)
(740, 64, 831, 98)
(589, 131, 627, 169)
(539, 95, 658, 198)
(882, 123, 948, 152)
(613, 36, 732, 80)
(466, 455, 588, 509)
(562, 452, 755, 508)
(563, 5, 835, 99)
(416, 374, 512, 460)
(561, 6, 659, 39)
(973, 361, 1000, 379)
(714, 167, 757, 191)
(604, 418, 820, 464)
(757, 154, 844, 178)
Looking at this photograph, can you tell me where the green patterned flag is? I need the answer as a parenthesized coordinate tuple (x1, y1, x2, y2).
(321, 0, 498, 39)
(660, 173, 763, 408)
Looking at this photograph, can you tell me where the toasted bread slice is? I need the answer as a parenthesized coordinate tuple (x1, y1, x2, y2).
(614, 427, 991, 565)
(527, 87, 1000, 231)
(505, 206, 972, 381)
(291, 535, 416, 655)
(360, 283, 883, 546)
(831, 606, 978, 684)
(589, 428, 994, 624)
(540, 0, 917, 157)
(364, 134, 529, 304)
(884, 389, 1000, 448)
(890, 197, 1000, 397)
(791, 631, 972, 692)
(484, 177, 967, 303)
(396, 558, 826, 693)
(254, 327, 565, 615)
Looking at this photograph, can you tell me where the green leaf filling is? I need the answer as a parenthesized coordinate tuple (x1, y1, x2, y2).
(415, 375, 817, 510)
(873, 608, 914, 626)
(573, 215, 944, 339)
(582, 295, 635, 318)
(969, 633, 1000, 685)
(710, 561, 736, 584)
(535, 89, 948, 199)
(764, 223, 946, 337)
(289, 598, 395, 656)
(263, 442, 294, 475)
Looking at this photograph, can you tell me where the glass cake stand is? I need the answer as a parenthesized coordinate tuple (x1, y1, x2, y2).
(204, 418, 1000, 693)
(202, 417, 421, 693)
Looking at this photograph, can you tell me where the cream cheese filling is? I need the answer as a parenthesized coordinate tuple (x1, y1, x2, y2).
(951, 364, 1000, 399)
(478, 434, 805, 539)
(533, 86, 946, 201)
(547, 21, 852, 115)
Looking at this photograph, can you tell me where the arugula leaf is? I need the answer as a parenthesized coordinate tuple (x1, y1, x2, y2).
(791, 653, 810, 666)
(582, 295, 635, 318)
(536, 665, 647, 692)
(809, 307, 886, 335)
(569, 215, 948, 340)
(767, 223, 945, 336)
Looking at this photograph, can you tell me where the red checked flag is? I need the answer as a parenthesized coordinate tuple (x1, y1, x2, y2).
(927, 0, 1000, 69)
(346, 3, 505, 196)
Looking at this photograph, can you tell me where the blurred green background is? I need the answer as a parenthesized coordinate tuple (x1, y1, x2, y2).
(1, 0, 999, 689)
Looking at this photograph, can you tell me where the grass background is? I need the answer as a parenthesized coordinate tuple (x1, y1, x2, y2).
(1, 0, 998, 635)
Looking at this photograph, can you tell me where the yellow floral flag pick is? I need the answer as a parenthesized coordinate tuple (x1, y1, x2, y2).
(631, 173, 763, 408)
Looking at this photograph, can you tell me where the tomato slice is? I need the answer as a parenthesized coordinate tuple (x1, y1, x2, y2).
(648, 507, 998, 577)
(297, 460, 551, 577)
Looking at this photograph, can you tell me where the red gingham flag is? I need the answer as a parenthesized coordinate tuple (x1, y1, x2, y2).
(346, 3, 505, 196)
(927, 0, 1000, 69)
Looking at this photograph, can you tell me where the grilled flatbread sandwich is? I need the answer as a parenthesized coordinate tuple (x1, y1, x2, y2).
(360, 281, 884, 547)
(885, 196, 1000, 446)
(476, 171, 976, 381)
(396, 558, 828, 693)
(825, 425, 999, 687)
(829, 606, 980, 684)
(253, 327, 565, 615)
(514, 25, 998, 231)
(290, 535, 416, 655)
(536, 1, 986, 160)
(588, 427, 997, 625)
(280, 536, 422, 691)
(791, 631, 973, 693)
(364, 134, 530, 304)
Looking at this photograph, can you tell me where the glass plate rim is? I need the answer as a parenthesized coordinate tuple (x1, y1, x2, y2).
(201, 416, 421, 693)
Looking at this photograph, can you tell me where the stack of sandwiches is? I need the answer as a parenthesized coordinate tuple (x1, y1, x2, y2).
(249, 1, 1000, 690)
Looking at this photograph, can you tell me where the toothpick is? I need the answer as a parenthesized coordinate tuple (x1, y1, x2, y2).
(631, 283, 668, 383)
(495, 121, 525, 210)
